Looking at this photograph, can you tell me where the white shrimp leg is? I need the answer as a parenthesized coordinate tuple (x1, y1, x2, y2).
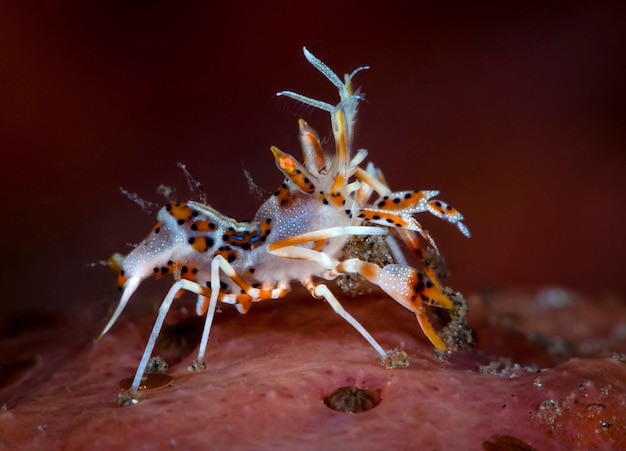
(303, 279, 387, 358)
(99, 276, 141, 339)
(130, 279, 214, 392)
(129, 255, 291, 394)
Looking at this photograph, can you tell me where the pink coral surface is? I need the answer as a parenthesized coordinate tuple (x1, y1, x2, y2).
(2, 289, 625, 450)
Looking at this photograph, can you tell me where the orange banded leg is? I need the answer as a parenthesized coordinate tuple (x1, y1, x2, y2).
(197, 255, 290, 362)
(337, 258, 453, 351)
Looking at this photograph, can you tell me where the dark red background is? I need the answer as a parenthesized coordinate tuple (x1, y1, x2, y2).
(1, 2, 624, 325)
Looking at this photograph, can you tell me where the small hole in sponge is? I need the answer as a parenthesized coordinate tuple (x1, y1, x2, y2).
(323, 385, 381, 413)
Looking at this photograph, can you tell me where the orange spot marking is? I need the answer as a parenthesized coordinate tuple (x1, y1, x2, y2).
(359, 261, 379, 281)
(360, 210, 408, 228)
(167, 202, 193, 222)
(428, 200, 460, 217)
(313, 239, 326, 251)
(259, 219, 272, 240)
(116, 272, 127, 288)
(412, 271, 453, 310)
(154, 261, 176, 281)
(377, 191, 427, 211)
(192, 220, 214, 232)
(181, 265, 198, 281)
(275, 184, 293, 206)
(329, 174, 346, 207)
(191, 236, 211, 253)
(278, 156, 295, 171)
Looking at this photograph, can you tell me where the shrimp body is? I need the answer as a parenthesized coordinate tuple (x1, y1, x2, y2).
(101, 48, 470, 398)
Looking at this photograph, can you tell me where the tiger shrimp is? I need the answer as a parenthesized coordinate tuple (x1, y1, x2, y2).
(99, 47, 470, 402)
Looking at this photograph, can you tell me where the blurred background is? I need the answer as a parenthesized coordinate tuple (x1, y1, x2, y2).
(1, 2, 624, 333)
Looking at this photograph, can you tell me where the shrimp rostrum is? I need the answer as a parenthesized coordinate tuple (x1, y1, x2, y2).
(100, 47, 470, 397)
